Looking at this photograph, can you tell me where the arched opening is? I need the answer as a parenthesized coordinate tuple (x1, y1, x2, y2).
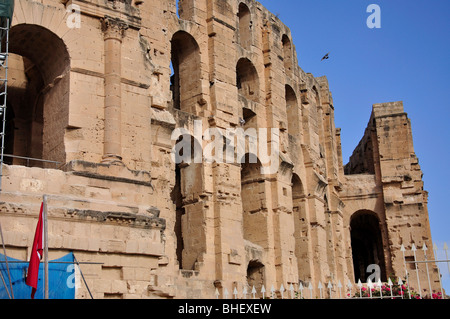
(292, 173, 304, 219)
(323, 194, 329, 210)
(241, 154, 267, 246)
(313, 86, 320, 107)
(170, 31, 201, 113)
(292, 173, 310, 280)
(238, 3, 252, 50)
(172, 161, 184, 268)
(285, 85, 299, 138)
(236, 58, 259, 102)
(4, 24, 70, 167)
(171, 134, 204, 270)
(350, 211, 387, 282)
(242, 104, 257, 130)
(247, 260, 264, 296)
(282, 34, 293, 76)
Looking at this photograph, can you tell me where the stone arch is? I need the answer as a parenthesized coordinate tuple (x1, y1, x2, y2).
(323, 194, 329, 210)
(171, 133, 204, 270)
(350, 210, 387, 283)
(236, 57, 259, 103)
(11, 0, 80, 46)
(5, 23, 70, 167)
(312, 85, 321, 107)
(291, 173, 310, 281)
(240, 152, 261, 177)
(291, 173, 305, 226)
(237, 2, 252, 50)
(285, 84, 299, 137)
(282, 34, 293, 76)
(240, 153, 266, 245)
(292, 173, 304, 201)
(172, 133, 203, 165)
(246, 260, 264, 296)
(170, 30, 202, 113)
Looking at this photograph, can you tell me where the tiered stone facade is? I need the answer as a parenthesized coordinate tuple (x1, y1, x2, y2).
(0, 0, 439, 298)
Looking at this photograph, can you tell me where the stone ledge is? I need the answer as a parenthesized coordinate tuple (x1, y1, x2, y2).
(71, 0, 141, 29)
(63, 160, 153, 188)
(66, 208, 166, 231)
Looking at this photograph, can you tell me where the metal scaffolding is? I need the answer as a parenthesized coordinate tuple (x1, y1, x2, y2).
(0, 3, 11, 192)
(0, 0, 14, 299)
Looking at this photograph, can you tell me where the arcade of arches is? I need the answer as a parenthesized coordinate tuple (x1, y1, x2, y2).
(0, 0, 438, 299)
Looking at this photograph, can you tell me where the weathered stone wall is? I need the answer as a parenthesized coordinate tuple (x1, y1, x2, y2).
(341, 102, 438, 291)
(0, 0, 440, 299)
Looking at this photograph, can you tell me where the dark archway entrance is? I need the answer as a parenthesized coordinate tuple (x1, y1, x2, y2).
(170, 31, 201, 113)
(171, 134, 204, 270)
(247, 260, 264, 297)
(350, 211, 387, 282)
(4, 24, 70, 167)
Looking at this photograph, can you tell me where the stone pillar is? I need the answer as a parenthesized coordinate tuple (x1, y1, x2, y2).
(100, 16, 128, 164)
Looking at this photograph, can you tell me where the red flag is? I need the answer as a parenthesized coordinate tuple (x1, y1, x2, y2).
(26, 203, 44, 299)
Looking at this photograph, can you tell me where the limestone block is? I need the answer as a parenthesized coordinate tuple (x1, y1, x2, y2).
(94, 279, 112, 293)
(228, 249, 242, 265)
(111, 280, 128, 294)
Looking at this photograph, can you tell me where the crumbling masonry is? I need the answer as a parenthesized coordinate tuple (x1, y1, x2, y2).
(0, 0, 439, 298)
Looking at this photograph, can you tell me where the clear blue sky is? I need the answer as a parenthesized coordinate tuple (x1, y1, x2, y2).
(258, 0, 450, 293)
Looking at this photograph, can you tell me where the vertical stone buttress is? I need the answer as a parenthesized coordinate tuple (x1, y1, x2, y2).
(372, 102, 439, 292)
(101, 17, 128, 164)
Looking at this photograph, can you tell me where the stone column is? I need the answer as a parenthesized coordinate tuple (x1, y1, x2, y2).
(100, 16, 128, 164)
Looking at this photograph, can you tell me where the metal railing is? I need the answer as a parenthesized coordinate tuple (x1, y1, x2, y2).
(215, 242, 449, 300)
(1, 154, 62, 169)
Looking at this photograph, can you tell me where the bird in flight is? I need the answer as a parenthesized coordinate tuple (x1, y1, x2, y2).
(321, 52, 330, 61)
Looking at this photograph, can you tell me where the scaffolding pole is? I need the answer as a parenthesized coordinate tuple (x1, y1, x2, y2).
(0, 17, 10, 193)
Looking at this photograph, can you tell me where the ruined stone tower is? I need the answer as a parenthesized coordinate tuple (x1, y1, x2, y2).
(0, 0, 439, 298)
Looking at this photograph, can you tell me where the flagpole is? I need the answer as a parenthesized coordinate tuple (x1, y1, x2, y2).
(43, 195, 49, 299)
